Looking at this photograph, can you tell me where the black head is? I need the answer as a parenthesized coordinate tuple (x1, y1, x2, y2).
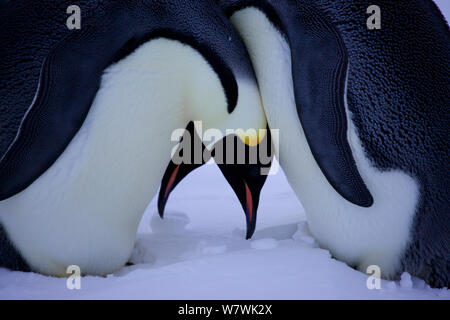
(158, 123, 273, 239)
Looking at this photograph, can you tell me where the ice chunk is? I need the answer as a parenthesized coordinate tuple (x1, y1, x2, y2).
(251, 238, 279, 250)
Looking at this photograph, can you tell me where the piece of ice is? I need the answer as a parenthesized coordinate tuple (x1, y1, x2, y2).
(150, 211, 190, 233)
(251, 238, 279, 250)
(400, 272, 413, 289)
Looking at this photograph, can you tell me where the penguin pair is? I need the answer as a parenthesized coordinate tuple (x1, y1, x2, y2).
(0, 0, 268, 276)
(1, 0, 448, 289)
(162, 0, 449, 288)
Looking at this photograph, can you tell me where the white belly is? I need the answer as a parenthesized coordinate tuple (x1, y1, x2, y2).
(0, 39, 186, 276)
(231, 8, 419, 278)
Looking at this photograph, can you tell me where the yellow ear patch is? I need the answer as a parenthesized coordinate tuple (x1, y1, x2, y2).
(236, 128, 267, 147)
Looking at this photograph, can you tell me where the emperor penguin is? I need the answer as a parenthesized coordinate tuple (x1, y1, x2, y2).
(218, 0, 450, 288)
(0, 0, 267, 276)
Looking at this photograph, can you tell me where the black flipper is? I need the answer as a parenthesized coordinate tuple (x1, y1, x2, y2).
(0, 25, 113, 200)
(221, 1, 373, 207)
(288, 5, 374, 207)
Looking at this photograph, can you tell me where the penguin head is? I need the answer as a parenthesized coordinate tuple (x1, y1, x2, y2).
(137, 0, 271, 239)
(214, 131, 273, 239)
(158, 122, 273, 239)
(150, 8, 273, 236)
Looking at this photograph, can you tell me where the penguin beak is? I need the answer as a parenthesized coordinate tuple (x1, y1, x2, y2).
(158, 124, 272, 239)
(213, 129, 272, 239)
(158, 161, 202, 219)
(216, 159, 269, 239)
(158, 122, 205, 218)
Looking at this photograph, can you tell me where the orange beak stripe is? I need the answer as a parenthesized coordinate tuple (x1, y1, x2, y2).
(164, 164, 181, 199)
(244, 182, 253, 222)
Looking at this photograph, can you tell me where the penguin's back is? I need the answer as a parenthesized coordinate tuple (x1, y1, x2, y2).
(0, 1, 106, 157)
(314, 0, 449, 287)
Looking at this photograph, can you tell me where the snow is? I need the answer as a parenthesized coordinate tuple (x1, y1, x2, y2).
(251, 238, 279, 250)
(435, 0, 450, 23)
(1, 163, 448, 300)
(0, 1, 449, 300)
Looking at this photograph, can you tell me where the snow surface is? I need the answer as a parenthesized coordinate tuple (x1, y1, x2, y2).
(1, 163, 448, 300)
(0, 1, 449, 300)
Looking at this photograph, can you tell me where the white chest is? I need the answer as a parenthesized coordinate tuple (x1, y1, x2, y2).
(231, 8, 419, 278)
(0, 40, 186, 276)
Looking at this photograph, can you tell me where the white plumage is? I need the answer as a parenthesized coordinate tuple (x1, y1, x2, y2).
(0, 38, 264, 276)
(230, 8, 419, 278)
